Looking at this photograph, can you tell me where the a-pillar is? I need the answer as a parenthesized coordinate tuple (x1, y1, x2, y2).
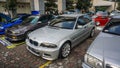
(30, 0, 45, 14)
(58, 0, 66, 13)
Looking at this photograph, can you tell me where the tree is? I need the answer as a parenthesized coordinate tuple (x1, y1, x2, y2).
(5, 0, 17, 18)
(45, 0, 57, 14)
(76, 0, 92, 13)
(117, 2, 120, 10)
(66, 0, 74, 10)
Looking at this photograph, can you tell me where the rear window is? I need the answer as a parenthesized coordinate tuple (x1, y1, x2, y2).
(96, 12, 108, 17)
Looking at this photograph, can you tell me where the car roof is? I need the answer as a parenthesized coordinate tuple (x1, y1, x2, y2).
(59, 14, 84, 17)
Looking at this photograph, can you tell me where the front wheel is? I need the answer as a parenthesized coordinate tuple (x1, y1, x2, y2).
(90, 29, 95, 38)
(59, 42, 71, 58)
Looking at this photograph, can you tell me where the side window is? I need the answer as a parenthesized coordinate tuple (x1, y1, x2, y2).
(83, 18, 90, 24)
(84, 15, 92, 23)
(38, 15, 48, 23)
(31, 17, 39, 24)
(77, 16, 86, 26)
(49, 15, 54, 20)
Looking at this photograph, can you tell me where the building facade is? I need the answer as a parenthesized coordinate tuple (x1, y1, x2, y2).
(91, 0, 117, 12)
(0, 0, 67, 14)
(0, 0, 31, 14)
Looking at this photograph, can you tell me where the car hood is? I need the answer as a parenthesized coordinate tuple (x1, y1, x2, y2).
(7, 25, 30, 33)
(88, 32, 120, 66)
(28, 26, 74, 44)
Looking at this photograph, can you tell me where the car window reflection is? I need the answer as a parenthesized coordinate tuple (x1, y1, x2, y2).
(49, 17, 76, 29)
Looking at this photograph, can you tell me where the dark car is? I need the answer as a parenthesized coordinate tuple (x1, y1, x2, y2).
(5, 14, 55, 42)
(93, 11, 110, 26)
(82, 16, 120, 68)
(0, 14, 30, 34)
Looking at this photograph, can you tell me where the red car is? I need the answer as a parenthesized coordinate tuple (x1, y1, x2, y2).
(93, 11, 110, 26)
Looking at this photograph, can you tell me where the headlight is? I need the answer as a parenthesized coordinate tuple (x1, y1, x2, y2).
(106, 64, 120, 68)
(84, 54, 103, 68)
(0, 27, 4, 29)
(12, 30, 24, 34)
(41, 42, 57, 48)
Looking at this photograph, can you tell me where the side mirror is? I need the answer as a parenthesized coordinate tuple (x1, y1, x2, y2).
(96, 22, 100, 26)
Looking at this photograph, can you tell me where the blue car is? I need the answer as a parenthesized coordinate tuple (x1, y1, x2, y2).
(0, 15, 30, 34)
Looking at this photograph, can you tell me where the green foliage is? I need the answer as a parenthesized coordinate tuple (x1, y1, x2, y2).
(95, 6, 108, 11)
(6, 0, 17, 10)
(45, 0, 57, 11)
(66, 0, 74, 10)
(5, 0, 17, 18)
(117, 2, 120, 10)
(76, 0, 92, 12)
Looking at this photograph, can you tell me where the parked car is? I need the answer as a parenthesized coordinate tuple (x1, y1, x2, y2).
(110, 10, 120, 16)
(93, 11, 109, 26)
(26, 14, 95, 60)
(0, 14, 30, 34)
(5, 14, 55, 42)
(82, 15, 120, 68)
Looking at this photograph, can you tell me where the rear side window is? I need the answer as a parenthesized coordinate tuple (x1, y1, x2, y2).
(77, 16, 91, 25)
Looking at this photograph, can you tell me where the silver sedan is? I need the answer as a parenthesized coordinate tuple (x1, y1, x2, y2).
(82, 15, 120, 68)
(26, 14, 95, 60)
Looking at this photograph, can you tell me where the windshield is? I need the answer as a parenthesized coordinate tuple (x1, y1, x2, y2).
(2, 17, 20, 24)
(103, 19, 120, 35)
(49, 16, 76, 29)
(96, 11, 108, 17)
(20, 16, 38, 25)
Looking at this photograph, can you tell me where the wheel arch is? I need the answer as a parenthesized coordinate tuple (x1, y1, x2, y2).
(59, 40, 72, 48)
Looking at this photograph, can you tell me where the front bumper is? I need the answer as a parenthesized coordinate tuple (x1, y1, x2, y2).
(5, 33, 25, 42)
(26, 39, 59, 60)
(82, 62, 92, 68)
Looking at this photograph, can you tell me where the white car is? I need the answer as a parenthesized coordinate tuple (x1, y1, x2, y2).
(26, 14, 96, 60)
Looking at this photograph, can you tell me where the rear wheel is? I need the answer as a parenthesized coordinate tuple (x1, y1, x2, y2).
(59, 42, 71, 58)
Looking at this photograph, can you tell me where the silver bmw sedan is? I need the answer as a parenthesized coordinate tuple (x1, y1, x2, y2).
(26, 14, 95, 60)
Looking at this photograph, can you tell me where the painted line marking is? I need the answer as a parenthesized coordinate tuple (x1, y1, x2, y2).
(0, 36, 25, 49)
(39, 61, 52, 68)
(7, 42, 25, 49)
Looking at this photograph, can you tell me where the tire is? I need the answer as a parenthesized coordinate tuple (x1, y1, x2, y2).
(59, 42, 71, 58)
(26, 31, 32, 36)
(90, 29, 95, 38)
(25, 31, 32, 39)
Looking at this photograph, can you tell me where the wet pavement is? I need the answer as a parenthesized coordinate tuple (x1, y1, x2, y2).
(0, 30, 100, 68)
